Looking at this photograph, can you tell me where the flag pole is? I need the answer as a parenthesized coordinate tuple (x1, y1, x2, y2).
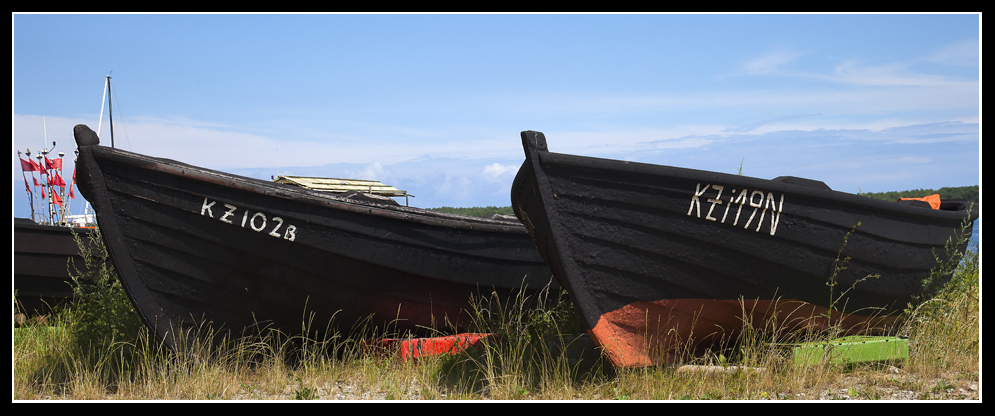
(42, 119, 53, 224)
(35, 152, 48, 224)
(61, 151, 76, 224)
(27, 149, 41, 223)
(17, 151, 36, 222)
(57, 151, 68, 224)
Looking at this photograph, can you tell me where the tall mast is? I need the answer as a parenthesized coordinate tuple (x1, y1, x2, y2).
(107, 75, 115, 148)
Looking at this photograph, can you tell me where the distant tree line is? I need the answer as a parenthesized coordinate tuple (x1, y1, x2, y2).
(859, 185, 979, 204)
(431, 185, 979, 217)
(428, 206, 515, 218)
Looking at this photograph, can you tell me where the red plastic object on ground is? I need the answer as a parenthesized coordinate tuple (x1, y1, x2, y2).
(368, 333, 497, 361)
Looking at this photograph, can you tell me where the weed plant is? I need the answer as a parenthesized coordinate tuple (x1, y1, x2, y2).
(898, 208, 980, 379)
(435, 284, 612, 399)
(65, 228, 144, 358)
(13, 228, 145, 397)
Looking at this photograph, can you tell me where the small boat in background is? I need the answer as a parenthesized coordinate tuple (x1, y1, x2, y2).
(14, 218, 99, 316)
(72, 124, 555, 350)
(511, 130, 977, 368)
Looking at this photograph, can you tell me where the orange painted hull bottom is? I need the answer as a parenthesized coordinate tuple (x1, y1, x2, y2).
(589, 298, 899, 368)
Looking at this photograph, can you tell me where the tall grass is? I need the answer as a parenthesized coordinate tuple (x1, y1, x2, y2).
(14, 219, 980, 400)
(434, 284, 613, 399)
(898, 212, 980, 379)
(14, 227, 354, 400)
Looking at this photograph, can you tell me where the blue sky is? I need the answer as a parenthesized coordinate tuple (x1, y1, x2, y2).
(13, 13, 980, 220)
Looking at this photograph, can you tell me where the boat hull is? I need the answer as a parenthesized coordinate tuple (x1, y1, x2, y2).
(14, 218, 102, 315)
(511, 131, 976, 367)
(72, 125, 555, 349)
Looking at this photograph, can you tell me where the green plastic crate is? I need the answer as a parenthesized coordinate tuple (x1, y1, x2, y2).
(790, 336, 909, 366)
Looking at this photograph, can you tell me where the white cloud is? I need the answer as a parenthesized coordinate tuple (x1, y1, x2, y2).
(435, 175, 473, 198)
(824, 60, 964, 87)
(727, 42, 977, 92)
(539, 127, 723, 157)
(480, 162, 519, 181)
(345, 161, 396, 184)
(920, 38, 980, 67)
(739, 49, 806, 75)
(13, 114, 529, 171)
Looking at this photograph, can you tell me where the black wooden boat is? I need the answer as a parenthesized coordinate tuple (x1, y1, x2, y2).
(71, 124, 555, 350)
(511, 130, 977, 368)
(14, 218, 100, 315)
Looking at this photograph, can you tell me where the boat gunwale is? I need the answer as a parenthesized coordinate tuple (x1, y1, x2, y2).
(88, 144, 529, 235)
(14, 217, 98, 233)
(530, 143, 977, 224)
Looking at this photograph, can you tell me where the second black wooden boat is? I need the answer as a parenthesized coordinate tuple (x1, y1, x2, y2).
(511, 130, 977, 368)
(72, 125, 555, 350)
(14, 218, 102, 315)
